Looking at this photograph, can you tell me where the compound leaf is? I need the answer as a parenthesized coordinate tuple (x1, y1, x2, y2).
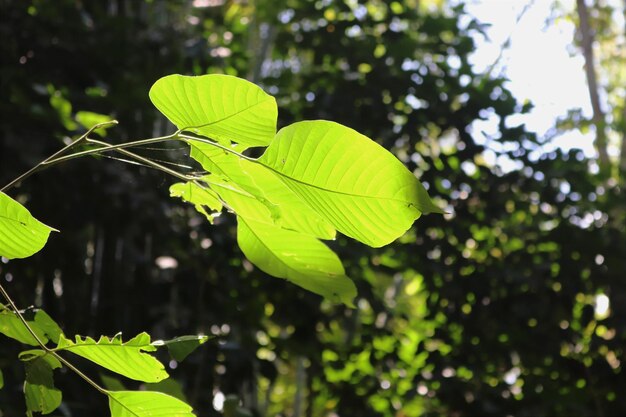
(149, 74, 277, 147)
(258, 121, 442, 247)
(0, 192, 56, 259)
(56, 333, 167, 383)
(237, 217, 356, 306)
(108, 390, 194, 417)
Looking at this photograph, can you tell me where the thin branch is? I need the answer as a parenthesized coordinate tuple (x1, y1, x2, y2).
(1, 120, 119, 193)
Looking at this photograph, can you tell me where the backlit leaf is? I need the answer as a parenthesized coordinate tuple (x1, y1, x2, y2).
(24, 354, 62, 416)
(108, 390, 194, 417)
(0, 308, 48, 346)
(0, 192, 56, 259)
(237, 217, 356, 306)
(259, 121, 442, 247)
(170, 182, 222, 222)
(56, 333, 167, 383)
(190, 141, 336, 239)
(152, 335, 210, 362)
(149, 74, 277, 147)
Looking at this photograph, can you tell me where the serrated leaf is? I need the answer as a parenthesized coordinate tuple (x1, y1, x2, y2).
(152, 335, 209, 362)
(237, 217, 356, 306)
(190, 141, 335, 239)
(0, 192, 56, 259)
(34, 309, 64, 344)
(56, 333, 168, 383)
(170, 182, 223, 222)
(108, 390, 194, 417)
(0, 310, 48, 346)
(258, 121, 442, 247)
(24, 354, 62, 416)
(149, 74, 277, 147)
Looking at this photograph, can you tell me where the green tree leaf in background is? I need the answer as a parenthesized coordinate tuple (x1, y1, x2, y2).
(108, 390, 194, 417)
(0, 192, 56, 260)
(152, 335, 210, 362)
(0, 307, 48, 346)
(24, 354, 62, 416)
(259, 121, 442, 247)
(237, 217, 356, 306)
(56, 333, 168, 383)
(149, 74, 277, 147)
(0, 368, 4, 390)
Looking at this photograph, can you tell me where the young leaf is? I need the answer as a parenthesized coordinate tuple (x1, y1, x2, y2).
(0, 309, 48, 346)
(108, 390, 194, 417)
(149, 74, 277, 147)
(190, 141, 335, 239)
(0, 192, 56, 259)
(24, 354, 62, 416)
(152, 335, 210, 362)
(56, 333, 168, 383)
(170, 182, 223, 222)
(258, 121, 442, 247)
(237, 217, 356, 306)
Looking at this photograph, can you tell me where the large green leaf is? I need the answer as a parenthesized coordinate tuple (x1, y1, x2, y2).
(149, 74, 277, 147)
(190, 141, 336, 239)
(34, 309, 64, 344)
(56, 333, 168, 383)
(0, 192, 56, 259)
(108, 391, 194, 417)
(0, 308, 48, 346)
(24, 354, 62, 416)
(237, 217, 356, 305)
(258, 121, 442, 247)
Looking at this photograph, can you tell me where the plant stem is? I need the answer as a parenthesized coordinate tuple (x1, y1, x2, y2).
(1, 121, 119, 193)
(0, 284, 108, 395)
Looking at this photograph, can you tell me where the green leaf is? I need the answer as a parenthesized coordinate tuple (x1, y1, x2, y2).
(0, 368, 4, 390)
(170, 182, 223, 222)
(0, 309, 48, 346)
(34, 309, 64, 344)
(101, 374, 127, 391)
(0, 192, 56, 259)
(237, 217, 356, 306)
(24, 354, 62, 416)
(108, 391, 195, 417)
(144, 378, 188, 403)
(57, 333, 168, 383)
(189, 141, 335, 239)
(258, 121, 442, 247)
(152, 335, 210, 362)
(149, 74, 277, 147)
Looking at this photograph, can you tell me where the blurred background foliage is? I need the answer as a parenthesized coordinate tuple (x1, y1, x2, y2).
(0, 0, 625, 416)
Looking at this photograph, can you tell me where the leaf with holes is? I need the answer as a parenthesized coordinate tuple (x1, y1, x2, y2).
(0, 192, 56, 259)
(149, 74, 277, 147)
(170, 182, 223, 222)
(258, 121, 442, 247)
(56, 333, 167, 383)
(108, 391, 194, 417)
